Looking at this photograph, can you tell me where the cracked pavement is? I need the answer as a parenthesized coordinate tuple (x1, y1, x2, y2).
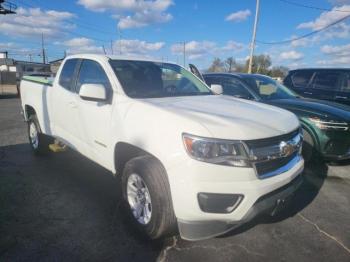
(1, 98, 349, 262)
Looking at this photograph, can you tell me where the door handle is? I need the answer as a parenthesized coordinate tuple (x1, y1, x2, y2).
(335, 96, 347, 99)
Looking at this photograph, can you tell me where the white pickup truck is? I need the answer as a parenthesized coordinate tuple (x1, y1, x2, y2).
(20, 54, 304, 241)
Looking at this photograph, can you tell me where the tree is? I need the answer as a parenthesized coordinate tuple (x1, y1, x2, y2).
(245, 54, 271, 74)
(224, 57, 236, 72)
(269, 66, 289, 78)
(207, 58, 224, 72)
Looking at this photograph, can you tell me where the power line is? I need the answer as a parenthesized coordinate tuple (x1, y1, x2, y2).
(257, 13, 350, 45)
(279, 0, 350, 13)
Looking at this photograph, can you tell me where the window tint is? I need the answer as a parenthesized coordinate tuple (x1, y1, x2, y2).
(76, 60, 111, 93)
(291, 71, 313, 88)
(312, 71, 341, 90)
(59, 59, 79, 90)
(110, 60, 211, 98)
(221, 77, 254, 99)
(204, 76, 221, 86)
(340, 73, 350, 93)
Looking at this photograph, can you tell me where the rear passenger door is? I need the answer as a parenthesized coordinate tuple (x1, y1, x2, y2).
(289, 70, 314, 97)
(310, 71, 341, 101)
(52, 58, 82, 148)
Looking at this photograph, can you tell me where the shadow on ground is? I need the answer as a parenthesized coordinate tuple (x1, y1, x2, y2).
(0, 143, 164, 261)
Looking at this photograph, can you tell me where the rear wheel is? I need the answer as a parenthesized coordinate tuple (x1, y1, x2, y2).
(27, 115, 52, 155)
(122, 155, 177, 239)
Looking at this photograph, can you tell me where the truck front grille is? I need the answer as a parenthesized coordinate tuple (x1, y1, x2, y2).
(244, 129, 302, 179)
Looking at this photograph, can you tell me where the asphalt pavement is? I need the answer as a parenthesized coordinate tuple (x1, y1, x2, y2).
(0, 98, 349, 262)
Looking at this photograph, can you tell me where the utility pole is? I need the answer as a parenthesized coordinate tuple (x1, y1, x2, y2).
(118, 27, 122, 55)
(41, 33, 46, 64)
(248, 0, 260, 74)
(28, 54, 32, 62)
(183, 41, 186, 67)
(111, 40, 114, 55)
(102, 45, 106, 55)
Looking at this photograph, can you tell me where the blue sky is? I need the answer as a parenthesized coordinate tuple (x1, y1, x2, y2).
(1, 0, 350, 69)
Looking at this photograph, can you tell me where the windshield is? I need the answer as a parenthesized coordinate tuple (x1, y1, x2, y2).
(241, 75, 297, 100)
(110, 60, 212, 98)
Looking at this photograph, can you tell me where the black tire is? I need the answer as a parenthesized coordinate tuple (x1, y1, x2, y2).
(302, 128, 315, 163)
(27, 115, 52, 155)
(121, 155, 177, 239)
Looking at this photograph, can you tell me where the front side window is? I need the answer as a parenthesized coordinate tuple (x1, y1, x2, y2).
(59, 59, 79, 90)
(241, 75, 297, 100)
(291, 71, 313, 88)
(76, 60, 111, 93)
(220, 77, 254, 99)
(312, 71, 341, 91)
(110, 60, 212, 98)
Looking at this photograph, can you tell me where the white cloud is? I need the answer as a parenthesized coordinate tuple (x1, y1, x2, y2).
(321, 43, 350, 56)
(171, 41, 216, 59)
(171, 40, 246, 60)
(221, 41, 245, 51)
(113, 39, 165, 56)
(225, 9, 251, 22)
(0, 7, 74, 38)
(297, 5, 350, 30)
(279, 50, 304, 60)
(78, 0, 173, 29)
(317, 56, 350, 65)
(60, 37, 165, 56)
(62, 37, 103, 54)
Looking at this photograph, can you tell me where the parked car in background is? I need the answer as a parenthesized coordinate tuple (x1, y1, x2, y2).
(283, 68, 350, 106)
(188, 64, 350, 162)
(20, 54, 304, 241)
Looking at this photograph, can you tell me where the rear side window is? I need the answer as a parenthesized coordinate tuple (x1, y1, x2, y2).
(291, 71, 313, 88)
(312, 71, 341, 90)
(76, 60, 111, 93)
(340, 73, 350, 93)
(59, 59, 79, 90)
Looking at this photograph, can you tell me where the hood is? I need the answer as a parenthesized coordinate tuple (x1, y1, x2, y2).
(142, 95, 299, 140)
(267, 98, 350, 121)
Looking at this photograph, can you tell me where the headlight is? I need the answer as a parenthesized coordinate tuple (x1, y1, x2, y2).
(182, 133, 250, 167)
(308, 117, 349, 131)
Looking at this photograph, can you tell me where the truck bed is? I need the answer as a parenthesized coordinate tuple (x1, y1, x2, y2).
(22, 76, 54, 86)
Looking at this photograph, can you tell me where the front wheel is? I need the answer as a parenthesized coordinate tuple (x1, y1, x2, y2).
(121, 155, 177, 239)
(27, 115, 52, 155)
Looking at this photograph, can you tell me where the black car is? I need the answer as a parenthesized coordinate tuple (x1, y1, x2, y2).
(188, 65, 350, 162)
(284, 68, 350, 106)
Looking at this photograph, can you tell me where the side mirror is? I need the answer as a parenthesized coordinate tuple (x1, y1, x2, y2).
(210, 84, 223, 95)
(79, 83, 107, 102)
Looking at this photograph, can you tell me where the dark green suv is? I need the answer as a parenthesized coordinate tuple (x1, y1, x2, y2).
(201, 72, 350, 162)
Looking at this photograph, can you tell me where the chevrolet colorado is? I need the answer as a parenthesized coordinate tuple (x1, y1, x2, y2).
(20, 54, 304, 240)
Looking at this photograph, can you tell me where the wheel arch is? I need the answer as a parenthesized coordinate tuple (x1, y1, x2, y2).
(24, 104, 36, 121)
(114, 142, 160, 175)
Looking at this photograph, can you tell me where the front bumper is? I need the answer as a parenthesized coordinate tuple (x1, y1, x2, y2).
(166, 154, 304, 241)
(178, 174, 303, 240)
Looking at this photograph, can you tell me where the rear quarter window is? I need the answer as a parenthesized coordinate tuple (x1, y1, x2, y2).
(59, 59, 79, 90)
(291, 71, 314, 88)
(312, 71, 341, 90)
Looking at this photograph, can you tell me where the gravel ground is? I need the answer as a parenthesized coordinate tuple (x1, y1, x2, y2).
(0, 98, 349, 262)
